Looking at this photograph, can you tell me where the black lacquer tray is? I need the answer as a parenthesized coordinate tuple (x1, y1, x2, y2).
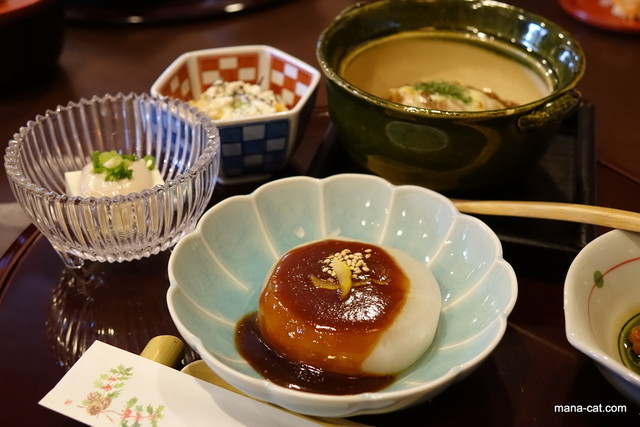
(307, 102, 597, 257)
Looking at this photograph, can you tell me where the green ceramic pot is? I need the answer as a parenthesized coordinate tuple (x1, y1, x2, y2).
(317, 0, 585, 193)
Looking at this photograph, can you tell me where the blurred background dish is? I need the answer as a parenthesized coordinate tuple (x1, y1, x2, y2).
(167, 173, 518, 417)
(317, 0, 585, 194)
(62, 0, 290, 24)
(0, 0, 64, 92)
(565, 229, 640, 406)
(4, 92, 220, 268)
(560, 0, 640, 33)
(152, 45, 320, 184)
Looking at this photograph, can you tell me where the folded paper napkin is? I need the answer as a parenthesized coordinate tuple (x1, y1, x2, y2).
(40, 340, 324, 427)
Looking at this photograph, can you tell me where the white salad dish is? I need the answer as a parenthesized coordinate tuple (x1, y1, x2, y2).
(565, 229, 640, 406)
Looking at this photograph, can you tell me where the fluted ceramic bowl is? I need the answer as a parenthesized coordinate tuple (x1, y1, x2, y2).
(167, 173, 518, 417)
(565, 229, 640, 405)
(4, 92, 220, 268)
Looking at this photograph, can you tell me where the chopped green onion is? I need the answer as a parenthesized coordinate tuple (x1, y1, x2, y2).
(143, 155, 156, 170)
(90, 150, 157, 182)
(91, 151, 103, 173)
(413, 81, 473, 104)
(100, 151, 123, 169)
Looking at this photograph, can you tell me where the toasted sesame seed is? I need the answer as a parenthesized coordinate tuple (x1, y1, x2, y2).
(320, 247, 374, 279)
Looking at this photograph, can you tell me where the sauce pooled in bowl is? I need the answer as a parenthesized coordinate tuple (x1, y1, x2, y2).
(236, 238, 442, 394)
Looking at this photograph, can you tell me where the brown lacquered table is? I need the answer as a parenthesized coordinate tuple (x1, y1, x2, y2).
(2, 1, 640, 425)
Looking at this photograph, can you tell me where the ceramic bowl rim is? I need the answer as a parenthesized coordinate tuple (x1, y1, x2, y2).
(150, 44, 322, 125)
(3, 92, 220, 204)
(564, 229, 640, 386)
(167, 173, 519, 416)
(316, 0, 586, 119)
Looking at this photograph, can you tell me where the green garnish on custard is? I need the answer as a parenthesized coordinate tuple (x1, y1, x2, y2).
(91, 150, 156, 182)
(413, 81, 472, 104)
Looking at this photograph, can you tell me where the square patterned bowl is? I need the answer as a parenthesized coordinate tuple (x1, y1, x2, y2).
(151, 45, 320, 183)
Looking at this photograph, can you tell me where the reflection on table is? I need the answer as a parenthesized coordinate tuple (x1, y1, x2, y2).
(2, 0, 640, 425)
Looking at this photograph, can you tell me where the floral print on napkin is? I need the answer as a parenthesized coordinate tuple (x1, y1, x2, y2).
(70, 364, 165, 425)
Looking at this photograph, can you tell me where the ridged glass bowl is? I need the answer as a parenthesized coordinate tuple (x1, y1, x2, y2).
(4, 92, 220, 268)
(167, 173, 518, 417)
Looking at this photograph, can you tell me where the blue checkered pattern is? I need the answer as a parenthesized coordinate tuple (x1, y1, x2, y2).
(219, 119, 290, 176)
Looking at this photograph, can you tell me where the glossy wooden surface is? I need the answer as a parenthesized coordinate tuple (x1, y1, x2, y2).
(2, 0, 640, 425)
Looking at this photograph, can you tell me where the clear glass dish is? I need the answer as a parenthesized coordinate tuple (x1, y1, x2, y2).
(4, 92, 220, 268)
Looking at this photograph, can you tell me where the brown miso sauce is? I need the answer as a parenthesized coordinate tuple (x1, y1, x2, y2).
(236, 312, 395, 395)
(259, 239, 410, 375)
(263, 239, 409, 330)
(235, 239, 409, 394)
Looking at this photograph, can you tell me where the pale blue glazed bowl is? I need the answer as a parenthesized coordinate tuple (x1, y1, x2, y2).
(167, 173, 518, 417)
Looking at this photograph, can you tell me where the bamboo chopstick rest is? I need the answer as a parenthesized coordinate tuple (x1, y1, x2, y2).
(140, 335, 185, 368)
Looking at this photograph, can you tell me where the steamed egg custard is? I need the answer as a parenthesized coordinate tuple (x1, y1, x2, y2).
(65, 150, 164, 197)
(236, 238, 442, 395)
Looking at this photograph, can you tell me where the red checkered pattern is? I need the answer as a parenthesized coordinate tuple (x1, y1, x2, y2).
(158, 62, 192, 101)
(197, 53, 260, 88)
(158, 50, 315, 108)
(269, 54, 314, 108)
